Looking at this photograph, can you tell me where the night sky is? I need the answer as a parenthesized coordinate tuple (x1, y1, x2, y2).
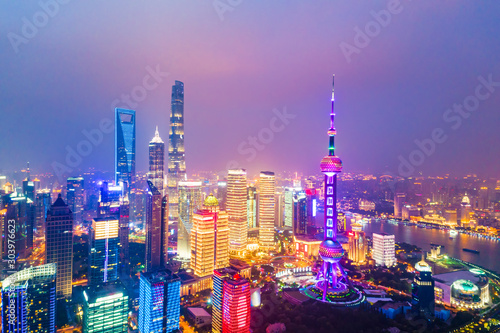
(1, 1, 500, 179)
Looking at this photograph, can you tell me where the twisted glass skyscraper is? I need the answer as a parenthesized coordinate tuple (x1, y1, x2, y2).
(168, 81, 186, 223)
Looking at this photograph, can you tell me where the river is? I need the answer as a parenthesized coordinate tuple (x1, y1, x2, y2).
(349, 220, 500, 273)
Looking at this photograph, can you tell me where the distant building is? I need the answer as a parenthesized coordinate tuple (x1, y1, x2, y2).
(394, 193, 406, 218)
(443, 209, 458, 225)
(372, 232, 396, 267)
(139, 269, 181, 333)
(67, 176, 84, 224)
(412, 256, 434, 318)
(1, 264, 57, 333)
(148, 127, 165, 194)
(187, 307, 211, 328)
(217, 181, 227, 211)
(402, 205, 420, 220)
(177, 181, 202, 260)
(247, 186, 257, 229)
(89, 217, 120, 285)
(258, 171, 275, 249)
(358, 199, 375, 211)
(145, 181, 168, 271)
(115, 108, 136, 197)
(213, 268, 251, 333)
(83, 282, 129, 333)
(190, 195, 229, 277)
(460, 195, 472, 227)
(46, 194, 73, 299)
(227, 169, 248, 252)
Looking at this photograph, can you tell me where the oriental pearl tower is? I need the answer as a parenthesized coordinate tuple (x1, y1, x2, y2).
(306, 75, 364, 306)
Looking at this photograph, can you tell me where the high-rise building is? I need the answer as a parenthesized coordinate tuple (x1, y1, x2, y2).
(213, 268, 251, 333)
(247, 186, 257, 230)
(217, 181, 227, 211)
(46, 194, 74, 299)
(139, 269, 181, 333)
(258, 171, 275, 249)
(347, 223, 367, 264)
(412, 256, 435, 318)
(227, 169, 248, 252)
(177, 181, 202, 260)
(461, 194, 472, 226)
(115, 108, 136, 193)
(293, 191, 308, 235)
(168, 81, 186, 224)
(190, 195, 229, 277)
(97, 182, 130, 275)
(307, 75, 364, 305)
(89, 217, 120, 285)
(35, 189, 52, 237)
(146, 181, 169, 271)
(274, 190, 284, 229)
(83, 282, 129, 333)
(372, 232, 396, 267)
(394, 193, 406, 218)
(67, 177, 84, 224)
(1, 263, 57, 333)
(3, 191, 31, 265)
(284, 187, 295, 229)
(149, 127, 165, 194)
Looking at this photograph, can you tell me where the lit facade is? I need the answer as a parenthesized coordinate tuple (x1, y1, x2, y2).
(146, 181, 168, 271)
(148, 127, 165, 194)
(227, 169, 248, 252)
(67, 177, 84, 224)
(45, 194, 73, 299)
(177, 181, 202, 260)
(258, 171, 275, 249)
(115, 108, 136, 193)
(83, 282, 129, 333)
(190, 195, 229, 277)
(372, 232, 396, 267)
(394, 193, 406, 218)
(89, 218, 120, 285)
(168, 81, 186, 224)
(139, 269, 181, 333)
(247, 186, 257, 229)
(213, 268, 251, 333)
(1, 264, 56, 333)
(460, 195, 472, 226)
(434, 270, 490, 309)
(347, 224, 367, 264)
(411, 257, 434, 318)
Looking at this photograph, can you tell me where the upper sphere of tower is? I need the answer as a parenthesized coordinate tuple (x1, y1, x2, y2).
(204, 193, 219, 207)
(320, 155, 343, 173)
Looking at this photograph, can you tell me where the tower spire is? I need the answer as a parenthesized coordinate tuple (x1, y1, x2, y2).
(27, 161, 30, 181)
(328, 75, 336, 157)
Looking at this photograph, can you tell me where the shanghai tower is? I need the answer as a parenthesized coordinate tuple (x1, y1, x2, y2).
(168, 81, 186, 224)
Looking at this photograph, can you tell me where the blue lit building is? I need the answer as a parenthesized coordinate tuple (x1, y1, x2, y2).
(115, 108, 136, 193)
(139, 269, 180, 333)
(89, 217, 120, 286)
(1, 263, 57, 333)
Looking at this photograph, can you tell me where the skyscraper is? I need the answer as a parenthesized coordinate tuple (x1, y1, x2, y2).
(213, 268, 251, 333)
(373, 232, 396, 267)
(168, 81, 186, 224)
(145, 181, 168, 271)
(217, 180, 227, 211)
(149, 126, 165, 194)
(227, 169, 247, 253)
(247, 186, 257, 230)
(347, 223, 367, 264)
(394, 193, 406, 218)
(3, 191, 30, 266)
(35, 189, 52, 238)
(258, 171, 276, 249)
(461, 194, 472, 226)
(89, 217, 120, 285)
(177, 181, 202, 260)
(139, 269, 181, 333)
(307, 75, 364, 305)
(412, 256, 435, 319)
(67, 176, 84, 224)
(293, 191, 308, 235)
(45, 194, 73, 299)
(83, 282, 129, 333)
(1, 263, 56, 333)
(115, 108, 136, 192)
(190, 195, 229, 277)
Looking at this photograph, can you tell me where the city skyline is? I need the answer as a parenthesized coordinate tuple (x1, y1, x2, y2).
(2, 2, 500, 178)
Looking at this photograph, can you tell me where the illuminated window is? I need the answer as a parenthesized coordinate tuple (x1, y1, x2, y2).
(327, 219, 333, 227)
(327, 208, 333, 216)
(327, 197, 333, 205)
(327, 187, 333, 195)
(327, 176, 334, 184)
(327, 230, 333, 238)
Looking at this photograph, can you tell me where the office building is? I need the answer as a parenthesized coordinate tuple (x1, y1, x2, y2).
(35, 190, 52, 237)
(3, 191, 31, 265)
(139, 269, 181, 333)
(146, 181, 168, 271)
(412, 256, 435, 318)
(258, 171, 275, 249)
(213, 268, 251, 333)
(46, 194, 73, 299)
(217, 181, 227, 211)
(168, 81, 186, 224)
(293, 191, 308, 235)
(83, 282, 129, 333)
(373, 232, 396, 267)
(190, 195, 229, 277)
(1, 263, 57, 333)
(394, 193, 406, 218)
(89, 217, 120, 285)
(177, 181, 202, 260)
(227, 169, 248, 252)
(67, 177, 84, 224)
(461, 194, 472, 226)
(247, 186, 257, 229)
(149, 126, 165, 194)
(115, 108, 136, 193)
(347, 223, 367, 264)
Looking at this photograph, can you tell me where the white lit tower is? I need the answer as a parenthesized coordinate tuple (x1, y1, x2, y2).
(308, 75, 364, 305)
